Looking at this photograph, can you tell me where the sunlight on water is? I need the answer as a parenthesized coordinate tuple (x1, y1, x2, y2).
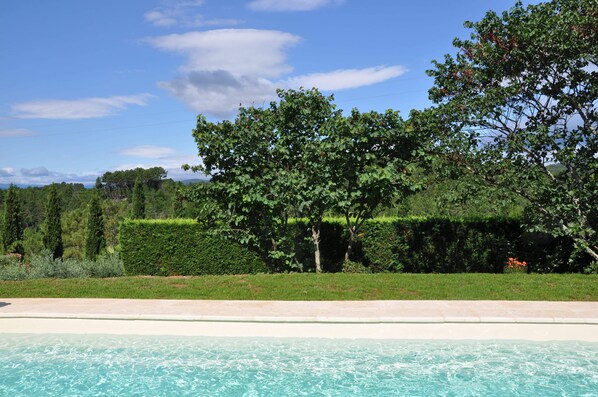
(1, 334, 597, 396)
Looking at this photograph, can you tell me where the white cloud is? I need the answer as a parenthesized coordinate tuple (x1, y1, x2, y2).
(248, 0, 343, 11)
(0, 167, 14, 177)
(120, 145, 177, 159)
(0, 128, 33, 138)
(0, 167, 99, 186)
(145, 29, 300, 77)
(145, 0, 241, 28)
(11, 94, 153, 120)
(286, 66, 407, 91)
(146, 29, 300, 116)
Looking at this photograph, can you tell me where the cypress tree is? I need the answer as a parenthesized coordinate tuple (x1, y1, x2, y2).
(2, 184, 24, 254)
(43, 184, 63, 259)
(84, 195, 105, 260)
(172, 194, 184, 218)
(132, 177, 145, 219)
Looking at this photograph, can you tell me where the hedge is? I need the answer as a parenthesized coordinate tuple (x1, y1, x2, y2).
(119, 219, 268, 276)
(289, 217, 587, 273)
(120, 217, 588, 275)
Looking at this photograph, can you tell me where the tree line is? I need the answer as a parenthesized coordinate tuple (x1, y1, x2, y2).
(0, 170, 200, 260)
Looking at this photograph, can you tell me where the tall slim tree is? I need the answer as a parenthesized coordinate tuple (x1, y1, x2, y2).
(1, 184, 24, 254)
(84, 195, 105, 260)
(43, 184, 63, 259)
(132, 177, 145, 219)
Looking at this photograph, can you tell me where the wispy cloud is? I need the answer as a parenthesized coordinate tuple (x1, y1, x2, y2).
(120, 145, 177, 159)
(248, 0, 344, 12)
(145, 0, 241, 28)
(286, 66, 407, 91)
(0, 128, 33, 138)
(11, 94, 153, 120)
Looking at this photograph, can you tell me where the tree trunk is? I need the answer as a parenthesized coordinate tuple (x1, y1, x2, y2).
(344, 226, 356, 263)
(312, 225, 322, 273)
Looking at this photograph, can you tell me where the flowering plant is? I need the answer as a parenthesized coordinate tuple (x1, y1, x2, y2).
(504, 257, 527, 274)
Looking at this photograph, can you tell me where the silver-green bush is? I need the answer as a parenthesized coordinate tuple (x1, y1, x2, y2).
(0, 251, 124, 281)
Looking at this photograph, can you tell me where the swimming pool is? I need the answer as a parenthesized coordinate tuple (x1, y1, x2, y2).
(1, 334, 597, 396)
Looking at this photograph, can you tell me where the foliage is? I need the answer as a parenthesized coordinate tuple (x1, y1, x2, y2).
(186, 88, 426, 271)
(186, 89, 338, 271)
(119, 219, 268, 276)
(295, 216, 589, 273)
(84, 195, 105, 260)
(329, 109, 426, 261)
(43, 184, 63, 259)
(100, 166, 167, 199)
(1, 184, 24, 255)
(420, 0, 598, 264)
(132, 177, 145, 219)
(0, 250, 123, 281)
(62, 207, 86, 260)
(341, 260, 372, 274)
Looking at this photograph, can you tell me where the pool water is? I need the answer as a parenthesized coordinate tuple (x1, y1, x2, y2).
(1, 334, 597, 396)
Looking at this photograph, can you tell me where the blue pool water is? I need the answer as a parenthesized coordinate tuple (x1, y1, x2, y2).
(1, 334, 597, 396)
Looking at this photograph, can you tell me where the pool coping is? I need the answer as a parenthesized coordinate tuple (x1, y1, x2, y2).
(1, 299, 597, 341)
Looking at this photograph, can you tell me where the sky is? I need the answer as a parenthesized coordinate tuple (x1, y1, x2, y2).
(0, 0, 534, 186)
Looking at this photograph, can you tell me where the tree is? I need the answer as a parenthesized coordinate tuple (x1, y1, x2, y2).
(132, 177, 145, 219)
(84, 194, 105, 260)
(1, 184, 24, 255)
(43, 184, 63, 259)
(186, 88, 425, 271)
(421, 0, 598, 265)
(328, 110, 425, 261)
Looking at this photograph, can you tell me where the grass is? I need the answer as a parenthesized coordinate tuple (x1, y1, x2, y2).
(1, 273, 596, 301)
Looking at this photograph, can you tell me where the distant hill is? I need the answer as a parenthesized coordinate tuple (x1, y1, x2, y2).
(180, 178, 209, 185)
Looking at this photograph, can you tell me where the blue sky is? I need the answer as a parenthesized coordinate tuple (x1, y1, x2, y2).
(0, 0, 532, 186)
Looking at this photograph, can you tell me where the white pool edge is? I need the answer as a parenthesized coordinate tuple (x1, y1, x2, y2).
(1, 299, 596, 341)
(2, 318, 597, 341)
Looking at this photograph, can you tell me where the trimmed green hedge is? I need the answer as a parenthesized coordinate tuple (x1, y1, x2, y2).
(120, 217, 587, 275)
(289, 217, 586, 273)
(120, 219, 268, 276)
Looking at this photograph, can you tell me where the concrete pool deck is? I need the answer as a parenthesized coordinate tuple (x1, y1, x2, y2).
(1, 299, 597, 341)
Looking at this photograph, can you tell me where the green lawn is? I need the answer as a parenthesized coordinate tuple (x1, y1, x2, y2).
(1, 273, 596, 301)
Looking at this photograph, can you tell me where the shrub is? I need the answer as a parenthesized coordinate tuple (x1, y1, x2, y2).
(0, 250, 124, 281)
(119, 219, 268, 276)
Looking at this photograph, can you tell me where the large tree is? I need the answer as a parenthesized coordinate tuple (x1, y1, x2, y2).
(421, 0, 598, 265)
(1, 184, 24, 255)
(84, 194, 105, 260)
(186, 88, 425, 271)
(187, 89, 339, 271)
(43, 184, 63, 259)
